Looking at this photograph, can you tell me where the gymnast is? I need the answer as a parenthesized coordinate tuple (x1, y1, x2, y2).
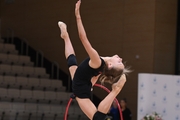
(58, 0, 130, 119)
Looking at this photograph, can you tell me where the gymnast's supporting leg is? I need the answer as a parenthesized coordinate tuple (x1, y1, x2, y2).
(58, 22, 77, 79)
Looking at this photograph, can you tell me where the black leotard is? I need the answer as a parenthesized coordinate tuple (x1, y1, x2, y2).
(72, 57, 105, 99)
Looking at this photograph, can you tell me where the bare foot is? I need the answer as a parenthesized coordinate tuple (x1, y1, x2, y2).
(58, 21, 68, 39)
(112, 74, 126, 93)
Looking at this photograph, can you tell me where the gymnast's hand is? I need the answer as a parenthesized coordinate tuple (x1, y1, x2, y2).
(75, 0, 81, 18)
(112, 74, 126, 92)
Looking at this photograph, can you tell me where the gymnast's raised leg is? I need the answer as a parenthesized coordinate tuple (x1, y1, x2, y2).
(58, 22, 77, 79)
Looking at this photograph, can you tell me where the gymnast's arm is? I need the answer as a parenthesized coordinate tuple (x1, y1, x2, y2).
(75, 0, 101, 68)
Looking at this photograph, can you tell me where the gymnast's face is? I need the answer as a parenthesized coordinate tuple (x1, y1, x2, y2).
(109, 55, 124, 70)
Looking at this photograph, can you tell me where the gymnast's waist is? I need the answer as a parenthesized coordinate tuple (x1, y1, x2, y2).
(72, 81, 92, 99)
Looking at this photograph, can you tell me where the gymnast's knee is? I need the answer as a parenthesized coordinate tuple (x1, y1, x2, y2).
(67, 54, 77, 68)
(92, 111, 111, 120)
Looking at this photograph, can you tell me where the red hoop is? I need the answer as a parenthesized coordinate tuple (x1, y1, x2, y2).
(64, 84, 123, 120)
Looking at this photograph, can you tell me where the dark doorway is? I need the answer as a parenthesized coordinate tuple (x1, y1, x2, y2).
(176, 0, 180, 74)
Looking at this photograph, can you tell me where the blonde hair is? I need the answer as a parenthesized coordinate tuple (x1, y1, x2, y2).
(98, 64, 131, 85)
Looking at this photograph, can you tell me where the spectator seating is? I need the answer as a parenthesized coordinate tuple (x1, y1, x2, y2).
(0, 39, 88, 120)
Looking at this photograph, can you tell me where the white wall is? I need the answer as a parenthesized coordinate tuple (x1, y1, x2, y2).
(138, 73, 180, 120)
